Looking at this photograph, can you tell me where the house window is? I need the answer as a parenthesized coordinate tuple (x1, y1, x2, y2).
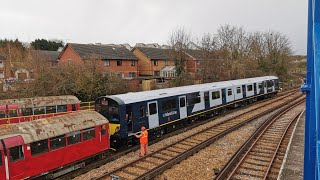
(131, 61, 136, 66)
(117, 72, 124, 78)
(117, 60, 122, 66)
(0, 72, 3, 79)
(0, 60, 3, 68)
(104, 60, 110, 66)
(154, 71, 160, 76)
(154, 60, 158, 66)
(129, 72, 136, 78)
(165, 60, 168, 66)
(67, 59, 72, 65)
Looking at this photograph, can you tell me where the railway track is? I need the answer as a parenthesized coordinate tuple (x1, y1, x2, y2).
(92, 92, 303, 180)
(215, 98, 305, 180)
(55, 89, 298, 180)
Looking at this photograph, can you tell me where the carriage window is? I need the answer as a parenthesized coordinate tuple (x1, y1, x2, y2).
(50, 135, 66, 150)
(34, 107, 45, 115)
(67, 131, 81, 145)
(149, 103, 157, 115)
(83, 128, 96, 141)
(9, 145, 24, 162)
(31, 139, 49, 156)
(0, 150, 2, 166)
(189, 93, 201, 105)
(22, 108, 33, 116)
(258, 83, 262, 89)
(228, 89, 232, 96)
(72, 104, 77, 111)
(247, 85, 253, 91)
(57, 105, 67, 112)
(139, 106, 145, 118)
(212, 91, 220, 100)
(180, 97, 186, 107)
(101, 125, 106, 135)
(0, 111, 6, 118)
(237, 87, 241, 94)
(162, 99, 177, 111)
(46, 106, 57, 114)
(204, 92, 209, 102)
(9, 110, 18, 117)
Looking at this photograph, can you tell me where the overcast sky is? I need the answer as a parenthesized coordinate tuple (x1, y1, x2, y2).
(0, 0, 307, 55)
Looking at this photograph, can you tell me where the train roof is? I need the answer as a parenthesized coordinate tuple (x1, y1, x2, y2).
(0, 111, 108, 144)
(0, 95, 80, 108)
(105, 76, 278, 104)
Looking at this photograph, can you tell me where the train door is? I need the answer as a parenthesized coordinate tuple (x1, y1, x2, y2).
(264, 81, 267, 94)
(147, 101, 159, 129)
(242, 85, 246, 98)
(179, 96, 187, 119)
(125, 105, 133, 133)
(0, 105, 8, 125)
(254, 83, 257, 95)
(204, 92, 210, 109)
(7, 105, 19, 124)
(221, 89, 226, 104)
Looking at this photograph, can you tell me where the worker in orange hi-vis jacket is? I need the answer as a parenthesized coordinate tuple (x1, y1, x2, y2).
(136, 126, 148, 157)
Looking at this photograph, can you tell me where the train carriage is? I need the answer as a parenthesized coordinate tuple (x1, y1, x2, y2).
(0, 95, 81, 125)
(0, 111, 109, 180)
(95, 76, 279, 147)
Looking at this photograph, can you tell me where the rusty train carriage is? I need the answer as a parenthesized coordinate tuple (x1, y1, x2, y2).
(0, 95, 81, 125)
(0, 111, 110, 180)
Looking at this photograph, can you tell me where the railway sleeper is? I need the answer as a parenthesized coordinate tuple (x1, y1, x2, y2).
(249, 151, 273, 158)
(236, 167, 264, 178)
(247, 155, 271, 162)
(241, 162, 267, 171)
(245, 158, 270, 166)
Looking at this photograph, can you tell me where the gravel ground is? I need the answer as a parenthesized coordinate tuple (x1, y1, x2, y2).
(74, 94, 300, 180)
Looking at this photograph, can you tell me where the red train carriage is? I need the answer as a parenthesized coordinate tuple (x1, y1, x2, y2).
(0, 95, 80, 125)
(0, 111, 109, 180)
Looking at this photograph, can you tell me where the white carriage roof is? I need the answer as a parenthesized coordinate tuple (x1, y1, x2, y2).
(0, 111, 108, 144)
(108, 76, 278, 104)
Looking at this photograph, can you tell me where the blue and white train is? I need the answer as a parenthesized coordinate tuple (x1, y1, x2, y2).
(95, 76, 279, 147)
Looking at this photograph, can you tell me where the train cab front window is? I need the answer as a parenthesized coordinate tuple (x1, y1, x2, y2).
(9, 145, 24, 162)
(97, 98, 120, 124)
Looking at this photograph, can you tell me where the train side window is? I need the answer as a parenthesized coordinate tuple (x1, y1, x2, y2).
(180, 97, 186, 107)
(83, 128, 96, 141)
(212, 91, 220, 100)
(0, 110, 6, 118)
(139, 106, 145, 118)
(237, 87, 241, 94)
(21, 108, 33, 116)
(31, 139, 49, 156)
(162, 99, 177, 111)
(0, 150, 2, 166)
(188, 93, 201, 105)
(9, 109, 18, 117)
(34, 107, 45, 115)
(57, 105, 67, 112)
(149, 103, 157, 115)
(247, 85, 253, 91)
(228, 89, 232, 96)
(46, 106, 57, 114)
(67, 131, 81, 145)
(258, 83, 262, 89)
(50, 135, 66, 150)
(101, 125, 106, 135)
(9, 145, 24, 162)
(204, 92, 209, 102)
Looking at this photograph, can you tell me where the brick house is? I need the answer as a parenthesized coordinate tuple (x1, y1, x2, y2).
(184, 49, 221, 79)
(57, 43, 139, 79)
(132, 46, 174, 77)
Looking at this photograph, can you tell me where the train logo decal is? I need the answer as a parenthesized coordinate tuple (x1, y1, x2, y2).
(163, 111, 177, 117)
